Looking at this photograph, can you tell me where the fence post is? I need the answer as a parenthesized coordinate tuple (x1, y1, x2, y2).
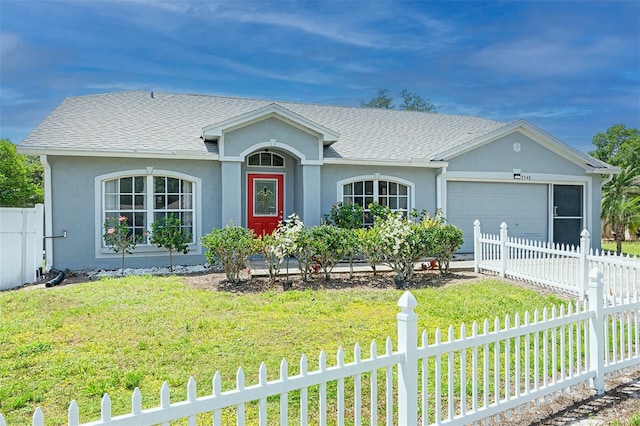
(474, 219, 481, 273)
(587, 267, 605, 394)
(397, 291, 418, 425)
(579, 229, 590, 298)
(500, 222, 508, 278)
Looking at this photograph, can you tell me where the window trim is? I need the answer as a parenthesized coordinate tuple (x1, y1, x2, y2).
(336, 175, 415, 225)
(95, 169, 202, 259)
(246, 152, 285, 168)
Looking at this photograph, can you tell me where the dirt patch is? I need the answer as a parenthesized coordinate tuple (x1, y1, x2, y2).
(17, 268, 640, 424)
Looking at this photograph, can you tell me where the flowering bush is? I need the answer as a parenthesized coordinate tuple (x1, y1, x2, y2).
(200, 222, 258, 283)
(374, 211, 433, 285)
(273, 213, 304, 285)
(149, 214, 191, 272)
(103, 216, 142, 274)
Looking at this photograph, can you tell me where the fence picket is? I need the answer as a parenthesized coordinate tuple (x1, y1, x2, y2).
(299, 355, 308, 426)
(319, 350, 327, 426)
(353, 343, 362, 426)
(369, 341, 378, 426)
(385, 337, 393, 426)
(259, 363, 267, 426)
(212, 372, 222, 426)
(280, 358, 288, 425)
(101, 393, 111, 422)
(236, 368, 245, 424)
(32, 407, 44, 426)
(132, 387, 142, 415)
(187, 377, 196, 426)
(68, 400, 79, 426)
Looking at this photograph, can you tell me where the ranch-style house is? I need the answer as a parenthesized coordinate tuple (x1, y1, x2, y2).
(17, 91, 617, 272)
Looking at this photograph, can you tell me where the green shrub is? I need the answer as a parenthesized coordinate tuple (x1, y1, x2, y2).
(149, 214, 191, 271)
(200, 222, 258, 283)
(309, 225, 348, 280)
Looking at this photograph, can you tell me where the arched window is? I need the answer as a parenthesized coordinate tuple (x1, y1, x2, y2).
(340, 177, 413, 226)
(247, 152, 285, 167)
(100, 172, 197, 250)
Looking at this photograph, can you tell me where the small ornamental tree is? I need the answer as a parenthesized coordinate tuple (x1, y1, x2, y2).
(273, 214, 304, 285)
(430, 223, 464, 274)
(257, 233, 284, 284)
(375, 212, 433, 286)
(325, 202, 363, 277)
(149, 214, 191, 272)
(309, 225, 347, 281)
(103, 216, 142, 274)
(357, 227, 383, 275)
(201, 222, 258, 283)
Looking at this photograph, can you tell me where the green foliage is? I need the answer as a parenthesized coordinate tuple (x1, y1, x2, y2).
(429, 223, 464, 274)
(309, 225, 347, 280)
(149, 214, 191, 271)
(200, 222, 258, 283)
(589, 124, 640, 169)
(360, 88, 436, 112)
(325, 202, 363, 229)
(256, 233, 283, 284)
(292, 227, 315, 282)
(356, 227, 384, 275)
(601, 165, 640, 254)
(367, 201, 392, 222)
(0, 138, 44, 207)
(103, 216, 142, 273)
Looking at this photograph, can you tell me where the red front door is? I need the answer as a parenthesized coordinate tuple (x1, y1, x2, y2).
(248, 173, 284, 235)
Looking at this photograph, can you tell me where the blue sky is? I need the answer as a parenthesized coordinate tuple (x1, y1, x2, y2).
(1, 1, 638, 154)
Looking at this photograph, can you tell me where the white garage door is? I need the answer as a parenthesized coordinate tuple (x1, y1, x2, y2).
(447, 182, 549, 253)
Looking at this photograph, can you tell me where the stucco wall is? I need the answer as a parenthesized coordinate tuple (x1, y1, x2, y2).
(223, 117, 321, 161)
(447, 132, 585, 175)
(48, 156, 220, 270)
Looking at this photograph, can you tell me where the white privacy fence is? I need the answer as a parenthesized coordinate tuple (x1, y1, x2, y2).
(474, 220, 640, 301)
(2, 270, 638, 425)
(0, 204, 44, 290)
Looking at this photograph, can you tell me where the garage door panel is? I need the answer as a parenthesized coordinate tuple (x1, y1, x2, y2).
(447, 182, 548, 253)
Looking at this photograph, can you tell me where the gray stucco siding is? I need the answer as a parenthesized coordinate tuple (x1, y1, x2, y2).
(447, 132, 585, 175)
(49, 156, 220, 271)
(223, 117, 321, 162)
(319, 164, 438, 218)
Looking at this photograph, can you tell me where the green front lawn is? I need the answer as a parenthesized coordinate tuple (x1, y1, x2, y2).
(601, 240, 640, 256)
(0, 275, 567, 424)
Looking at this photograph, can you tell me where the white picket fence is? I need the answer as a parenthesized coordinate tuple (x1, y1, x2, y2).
(474, 220, 640, 301)
(2, 269, 638, 425)
(0, 204, 44, 290)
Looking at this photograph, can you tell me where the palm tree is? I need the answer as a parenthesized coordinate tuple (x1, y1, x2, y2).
(601, 165, 640, 254)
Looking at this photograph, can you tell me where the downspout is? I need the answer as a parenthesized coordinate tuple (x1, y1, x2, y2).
(40, 155, 53, 271)
(602, 171, 615, 186)
(436, 165, 448, 218)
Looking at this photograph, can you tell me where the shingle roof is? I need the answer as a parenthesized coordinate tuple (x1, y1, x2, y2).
(19, 91, 511, 162)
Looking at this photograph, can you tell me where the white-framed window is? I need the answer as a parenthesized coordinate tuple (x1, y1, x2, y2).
(247, 152, 285, 167)
(339, 176, 414, 226)
(97, 170, 200, 255)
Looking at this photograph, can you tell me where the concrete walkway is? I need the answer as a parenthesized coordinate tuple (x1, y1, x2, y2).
(246, 254, 476, 277)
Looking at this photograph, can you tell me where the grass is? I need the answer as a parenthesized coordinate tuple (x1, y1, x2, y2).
(0, 275, 568, 424)
(601, 240, 640, 256)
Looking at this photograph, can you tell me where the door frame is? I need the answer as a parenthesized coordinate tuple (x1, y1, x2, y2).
(246, 172, 285, 235)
